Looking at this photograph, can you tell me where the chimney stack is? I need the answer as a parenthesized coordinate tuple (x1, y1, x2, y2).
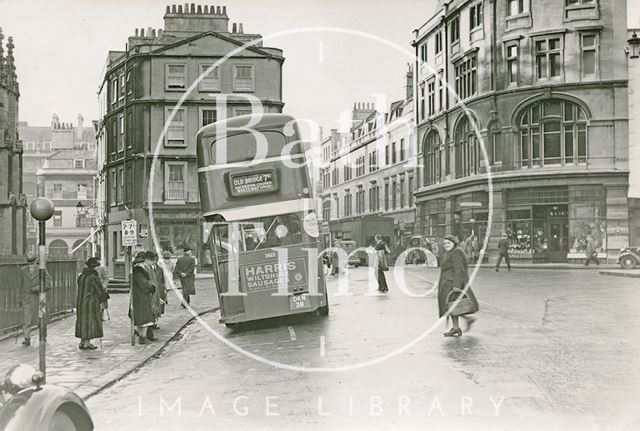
(238, 23, 243, 33)
(77, 114, 84, 140)
(232, 23, 237, 33)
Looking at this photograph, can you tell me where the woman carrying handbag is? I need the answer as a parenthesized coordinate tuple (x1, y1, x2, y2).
(437, 235, 479, 337)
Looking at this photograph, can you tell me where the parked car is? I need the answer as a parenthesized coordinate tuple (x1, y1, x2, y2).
(0, 363, 94, 431)
(618, 247, 640, 269)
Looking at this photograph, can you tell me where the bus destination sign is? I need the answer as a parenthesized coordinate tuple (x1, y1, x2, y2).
(229, 169, 278, 196)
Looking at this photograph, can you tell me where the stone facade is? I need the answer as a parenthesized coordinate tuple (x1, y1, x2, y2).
(0, 28, 26, 256)
(96, 4, 284, 277)
(413, 0, 629, 262)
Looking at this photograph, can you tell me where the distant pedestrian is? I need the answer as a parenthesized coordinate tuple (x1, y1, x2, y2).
(374, 234, 390, 293)
(75, 257, 108, 350)
(130, 251, 156, 344)
(144, 252, 160, 339)
(18, 252, 51, 347)
(174, 247, 196, 308)
(95, 260, 110, 321)
(438, 235, 479, 337)
(495, 234, 511, 272)
(147, 251, 166, 328)
(584, 235, 600, 266)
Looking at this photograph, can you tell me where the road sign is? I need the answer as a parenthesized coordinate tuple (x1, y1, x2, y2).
(139, 223, 148, 239)
(121, 219, 138, 247)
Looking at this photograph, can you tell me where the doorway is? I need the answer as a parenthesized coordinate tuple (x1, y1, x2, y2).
(546, 205, 569, 262)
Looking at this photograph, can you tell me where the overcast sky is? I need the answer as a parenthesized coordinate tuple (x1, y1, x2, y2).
(1, 0, 639, 133)
(0, 0, 435, 134)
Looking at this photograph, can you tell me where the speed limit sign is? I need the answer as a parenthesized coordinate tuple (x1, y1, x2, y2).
(121, 219, 138, 247)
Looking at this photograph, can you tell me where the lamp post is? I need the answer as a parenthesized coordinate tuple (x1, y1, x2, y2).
(29, 197, 55, 382)
(628, 31, 640, 59)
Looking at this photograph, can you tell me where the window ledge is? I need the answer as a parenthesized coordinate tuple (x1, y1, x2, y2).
(164, 200, 186, 205)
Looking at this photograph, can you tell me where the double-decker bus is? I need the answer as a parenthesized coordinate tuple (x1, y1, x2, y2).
(197, 114, 329, 326)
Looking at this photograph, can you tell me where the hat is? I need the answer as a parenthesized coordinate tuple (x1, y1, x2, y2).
(86, 257, 100, 268)
(443, 234, 460, 246)
(162, 250, 172, 259)
(133, 251, 147, 264)
(25, 252, 37, 263)
(145, 251, 157, 260)
(183, 246, 192, 252)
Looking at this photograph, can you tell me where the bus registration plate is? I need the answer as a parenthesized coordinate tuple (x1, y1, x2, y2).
(289, 293, 311, 311)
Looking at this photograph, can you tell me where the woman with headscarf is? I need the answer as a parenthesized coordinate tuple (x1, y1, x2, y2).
(129, 251, 156, 344)
(76, 257, 108, 350)
(437, 235, 479, 337)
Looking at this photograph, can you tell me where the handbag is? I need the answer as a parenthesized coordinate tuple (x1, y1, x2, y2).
(377, 250, 389, 271)
(97, 287, 110, 302)
(446, 288, 476, 316)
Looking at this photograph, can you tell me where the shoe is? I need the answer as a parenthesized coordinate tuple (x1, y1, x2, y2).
(494, 268, 499, 272)
(180, 303, 186, 309)
(84, 343, 98, 350)
(147, 329, 157, 341)
(139, 336, 150, 345)
(22, 338, 30, 347)
(443, 328, 462, 337)
(382, 288, 389, 292)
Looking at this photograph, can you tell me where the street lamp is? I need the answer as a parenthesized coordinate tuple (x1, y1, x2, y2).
(75, 200, 85, 216)
(628, 31, 640, 59)
(29, 197, 55, 382)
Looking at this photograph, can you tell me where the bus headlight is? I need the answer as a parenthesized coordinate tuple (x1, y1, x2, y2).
(275, 224, 288, 238)
(2, 364, 40, 394)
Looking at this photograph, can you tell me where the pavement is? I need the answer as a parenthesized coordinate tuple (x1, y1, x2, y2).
(0, 277, 218, 400)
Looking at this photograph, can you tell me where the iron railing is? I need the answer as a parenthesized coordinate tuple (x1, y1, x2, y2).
(0, 257, 78, 335)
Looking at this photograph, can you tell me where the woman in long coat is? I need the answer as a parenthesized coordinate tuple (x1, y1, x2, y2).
(75, 257, 105, 350)
(437, 235, 479, 337)
(130, 252, 156, 344)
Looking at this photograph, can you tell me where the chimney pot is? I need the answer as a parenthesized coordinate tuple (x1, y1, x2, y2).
(152, 29, 156, 37)
(222, 5, 227, 15)
(166, 5, 170, 14)
(184, 3, 189, 13)
(197, 4, 202, 13)
(172, 4, 177, 13)
(232, 23, 237, 33)
(190, 3, 195, 13)
(177, 5, 183, 13)
(135, 28, 139, 36)
(215, 5, 220, 14)
(239, 23, 244, 33)
(204, 5, 209, 13)
(147, 27, 153, 37)
(158, 29, 163, 36)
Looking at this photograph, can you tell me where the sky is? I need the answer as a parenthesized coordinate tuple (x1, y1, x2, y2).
(2, 0, 639, 133)
(0, 0, 437, 134)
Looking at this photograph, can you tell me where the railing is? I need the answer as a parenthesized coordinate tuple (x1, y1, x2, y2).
(0, 257, 78, 335)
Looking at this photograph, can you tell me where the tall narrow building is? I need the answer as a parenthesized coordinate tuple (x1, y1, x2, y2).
(96, 4, 284, 277)
(0, 28, 26, 256)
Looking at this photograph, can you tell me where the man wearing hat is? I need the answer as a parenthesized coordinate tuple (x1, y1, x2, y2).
(174, 247, 196, 308)
(18, 251, 51, 347)
(75, 257, 108, 350)
(495, 233, 511, 272)
(130, 251, 156, 343)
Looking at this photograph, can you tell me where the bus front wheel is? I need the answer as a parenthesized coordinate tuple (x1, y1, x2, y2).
(318, 291, 330, 316)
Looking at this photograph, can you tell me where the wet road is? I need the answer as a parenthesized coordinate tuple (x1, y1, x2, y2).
(88, 267, 640, 431)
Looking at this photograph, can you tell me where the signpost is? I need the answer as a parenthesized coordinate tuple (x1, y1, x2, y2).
(122, 219, 137, 345)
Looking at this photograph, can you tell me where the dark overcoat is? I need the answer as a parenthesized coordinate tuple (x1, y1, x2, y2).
(153, 264, 167, 315)
(129, 265, 155, 326)
(437, 247, 479, 317)
(19, 264, 51, 327)
(174, 255, 196, 295)
(75, 267, 104, 340)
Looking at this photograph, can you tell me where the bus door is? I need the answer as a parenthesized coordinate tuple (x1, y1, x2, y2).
(208, 222, 245, 318)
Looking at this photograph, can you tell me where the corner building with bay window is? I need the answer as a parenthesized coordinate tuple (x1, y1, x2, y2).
(413, 0, 630, 263)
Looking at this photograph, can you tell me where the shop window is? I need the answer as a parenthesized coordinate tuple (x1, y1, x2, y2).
(519, 99, 588, 167)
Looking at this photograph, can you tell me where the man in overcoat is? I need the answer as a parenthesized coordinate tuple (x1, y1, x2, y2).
(374, 234, 390, 293)
(174, 247, 196, 308)
(19, 252, 51, 347)
(75, 257, 106, 350)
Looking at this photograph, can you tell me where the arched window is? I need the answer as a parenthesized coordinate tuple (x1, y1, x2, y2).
(519, 99, 587, 167)
(49, 239, 69, 257)
(423, 131, 441, 186)
(454, 115, 479, 178)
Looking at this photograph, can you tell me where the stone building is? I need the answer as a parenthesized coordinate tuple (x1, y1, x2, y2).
(20, 114, 96, 254)
(96, 4, 284, 277)
(320, 67, 416, 254)
(0, 28, 26, 256)
(413, 0, 629, 263)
